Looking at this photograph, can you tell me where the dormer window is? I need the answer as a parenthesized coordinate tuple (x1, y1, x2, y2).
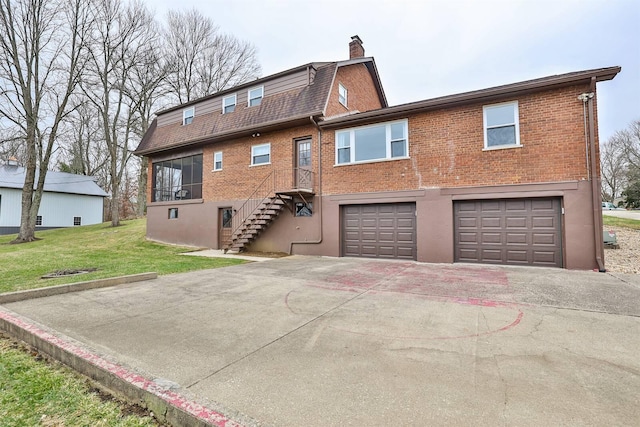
(339, 83, 348, 107)
(223, 94, 236, 113)
(183, 107, 194, 125)
(248, 86, 263, 107)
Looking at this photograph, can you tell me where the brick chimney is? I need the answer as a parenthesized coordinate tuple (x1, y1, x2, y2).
(349, 35, 364, 59)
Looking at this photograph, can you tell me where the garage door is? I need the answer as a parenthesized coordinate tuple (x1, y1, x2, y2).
(342, 203, 416, 260)
(454, 198, 562, 267)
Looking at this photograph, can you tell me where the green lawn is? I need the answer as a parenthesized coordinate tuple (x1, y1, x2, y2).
(0, 335, 158, 427)
(0, 219, 244, 293)
(0, 219, 245, 426)
(602, 215, 640, 230)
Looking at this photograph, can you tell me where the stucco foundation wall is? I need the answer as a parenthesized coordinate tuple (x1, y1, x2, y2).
(147, 201, 214, 248)
(269, 181, 599, 270)
(247, 195, 322, 254)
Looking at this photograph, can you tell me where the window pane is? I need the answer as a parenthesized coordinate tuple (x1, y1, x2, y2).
(182, 156, 193, 185)
(253, 144, 269, 156)
(254, 154, 270, 164)
(487, 126, 516, 147)
(486, 104, 515, 127)
(192, 154, 203, 184)
(338, 147, 350, 164)
(337, 132, 350, 148)
(224, 104, 235, 113)
(249, 98, 261, 107)
(355, 125, 386, 161)
(391, 139, 406, 157)
(391, 123, 405, 140)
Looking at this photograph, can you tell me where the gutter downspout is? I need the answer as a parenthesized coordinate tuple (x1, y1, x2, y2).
(580, 77, 606, 272)
(289, 116, 323, 254)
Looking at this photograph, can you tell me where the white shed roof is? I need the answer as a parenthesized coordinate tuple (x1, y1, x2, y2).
(0, 165, 108, 197)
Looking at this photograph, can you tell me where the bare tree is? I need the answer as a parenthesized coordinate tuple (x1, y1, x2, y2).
(82, 0, 156, 226)
(600, 135, 627, 203)
(0, 0, 89, 242)
(57, 100, 108, 184)
(164, 8, 261, 103)
(124, 28, 168, 217)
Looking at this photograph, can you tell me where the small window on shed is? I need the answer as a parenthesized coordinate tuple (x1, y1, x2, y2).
(36, 215, 43, 226)
(73, 216, 81, 226)
(183, 107, 195, 125)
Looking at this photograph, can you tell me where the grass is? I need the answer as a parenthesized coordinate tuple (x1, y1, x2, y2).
(0, 219, 246, 426)
(602, 215, 640, 230)
(0, 335, 159, 427)
(0, 218, 245, 293)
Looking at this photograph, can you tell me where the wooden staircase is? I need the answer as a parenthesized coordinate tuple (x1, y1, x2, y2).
(223, 194, 292, 253)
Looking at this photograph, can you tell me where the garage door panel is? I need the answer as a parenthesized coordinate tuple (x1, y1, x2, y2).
(506, 217, 527, 228)
(532, 216, 555, 228)
(455, 198, 562, 267)
(505, 200, 527, 211)
(481, 249, 503, 262)
(481, 232, 502, 244)
(532, 233, 556, 245)
(482, 201, 501, 212)
(342, 203, 416, 260)
(482, 217, 501, 228)
(506, 250, 528, 263)
(459, 217, 477, 228)
(506, 233, 527, 244)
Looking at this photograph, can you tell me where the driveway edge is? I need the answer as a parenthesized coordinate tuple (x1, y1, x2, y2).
(0, 307, 248, 427)
(0, 273, 158, 304)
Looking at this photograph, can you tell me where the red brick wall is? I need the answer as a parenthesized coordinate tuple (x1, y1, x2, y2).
(201, 124, 318, 201)
(322, 84, 595, 195)
(325, 63, 383, 118)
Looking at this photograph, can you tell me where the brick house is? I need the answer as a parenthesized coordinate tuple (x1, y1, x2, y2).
(135, 36, 620, 270)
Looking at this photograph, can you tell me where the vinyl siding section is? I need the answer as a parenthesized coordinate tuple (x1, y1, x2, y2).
(0, 188, 103, 227)
(157, 68, 311, 127)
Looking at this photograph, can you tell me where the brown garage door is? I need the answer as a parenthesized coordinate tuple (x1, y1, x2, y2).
(342, 203, 416, 260)
(454, 198, 562, 267)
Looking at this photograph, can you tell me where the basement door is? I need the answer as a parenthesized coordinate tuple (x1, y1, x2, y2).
(341, 203, 417, 260)
(454, 198, 563, 267)
(218, 207, 233, 248)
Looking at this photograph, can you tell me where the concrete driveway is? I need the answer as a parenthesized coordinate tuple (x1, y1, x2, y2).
(2, 256, 639, 426)
(603, 209, 640, 220)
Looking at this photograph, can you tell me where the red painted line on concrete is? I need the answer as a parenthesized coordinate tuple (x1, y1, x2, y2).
(0, 309, 243, 427)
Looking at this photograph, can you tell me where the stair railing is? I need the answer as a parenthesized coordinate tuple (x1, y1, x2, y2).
(222, 170, 275, 250)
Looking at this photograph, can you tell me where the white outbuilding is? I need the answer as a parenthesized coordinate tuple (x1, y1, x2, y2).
(0, 160, 108, 235)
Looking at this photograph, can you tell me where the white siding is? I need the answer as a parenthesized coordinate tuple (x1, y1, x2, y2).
(0, 188, 103, 227)
(0, 188, 23, 226)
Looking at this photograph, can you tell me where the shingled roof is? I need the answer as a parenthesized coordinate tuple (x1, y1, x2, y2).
(0, 165, 108, 197)
(136, 59, 378, 156)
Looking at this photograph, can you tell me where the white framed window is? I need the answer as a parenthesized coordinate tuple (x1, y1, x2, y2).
(338, 83, 348, 107)
(213, 151, 223, 171)
(483, 101, 520, 149)
(183, 107, 195, 125)
(73, 216, 81, 226)
(251, 143, 271, 165)
(335, 120, 408, 165)
(222, 94, 236, 113)
(248, 86, 263, 107)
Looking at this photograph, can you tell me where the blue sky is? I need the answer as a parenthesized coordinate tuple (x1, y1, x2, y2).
(154, 0, 639, 142)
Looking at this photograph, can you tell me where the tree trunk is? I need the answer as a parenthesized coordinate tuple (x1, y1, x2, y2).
(137, 156, 148, 217)
(14, 128, 38, 243)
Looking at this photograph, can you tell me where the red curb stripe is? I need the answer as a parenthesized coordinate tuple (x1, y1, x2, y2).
(0, 309, 243, 427)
